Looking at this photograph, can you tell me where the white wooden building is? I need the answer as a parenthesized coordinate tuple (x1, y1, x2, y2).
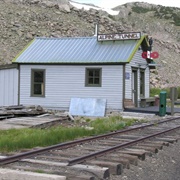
(0, 32, 156, 113)
(0, 64, 19, 106)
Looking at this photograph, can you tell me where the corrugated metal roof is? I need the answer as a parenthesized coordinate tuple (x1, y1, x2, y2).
(13, 36, 145, 64)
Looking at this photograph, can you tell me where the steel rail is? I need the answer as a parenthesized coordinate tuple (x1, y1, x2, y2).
(68, 125, 180, 166)
(0, 116, 179, 165)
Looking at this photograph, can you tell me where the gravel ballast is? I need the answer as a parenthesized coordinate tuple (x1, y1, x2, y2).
(111, 135, 180, 180)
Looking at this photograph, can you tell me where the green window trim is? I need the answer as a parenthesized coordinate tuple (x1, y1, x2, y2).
(85, 68, 102, 87)
(31, 69, 45, 97)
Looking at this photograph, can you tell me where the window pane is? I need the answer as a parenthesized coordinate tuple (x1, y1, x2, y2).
(88, 70, 93, 77)
(34, 84, 42, 95)
(88, 78, 93, 84)
(94, 70, 99, 77)
(34, 71, 43, 82)
(94, 78, 99, 84)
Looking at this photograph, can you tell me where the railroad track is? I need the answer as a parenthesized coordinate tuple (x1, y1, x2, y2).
(0, 116, 180, 180)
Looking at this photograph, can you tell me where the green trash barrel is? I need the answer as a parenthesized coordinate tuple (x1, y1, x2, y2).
(159, 91, 166, 116)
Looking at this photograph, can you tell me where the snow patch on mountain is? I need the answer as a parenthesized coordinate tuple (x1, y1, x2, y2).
(70, 1, 119, 15)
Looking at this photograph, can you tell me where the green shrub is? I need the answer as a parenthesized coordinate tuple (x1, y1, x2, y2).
(150, 87, 180, 99)
(150, 88, 161, 96)
(132, 6, 152, 13)
(154, 6, 180, 26)
(108, 14, 116, 21)
(173, 14, 180, 26)
(128, 12, 132, 16)
(177, 87, 180, 98)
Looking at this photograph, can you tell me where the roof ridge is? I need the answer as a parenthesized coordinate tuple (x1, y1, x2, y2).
(36, 36, 97, 40)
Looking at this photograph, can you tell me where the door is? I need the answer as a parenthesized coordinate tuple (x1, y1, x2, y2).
(140, 69, 145, 98)
(132, 69, 138, 107)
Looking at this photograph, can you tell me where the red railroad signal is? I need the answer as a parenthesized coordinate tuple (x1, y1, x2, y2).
(142, 51, 159, 59)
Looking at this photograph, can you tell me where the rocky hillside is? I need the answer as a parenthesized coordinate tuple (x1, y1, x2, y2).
(0, 0, 180, 88)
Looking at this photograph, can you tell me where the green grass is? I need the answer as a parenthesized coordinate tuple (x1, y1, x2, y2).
(90, 116, 136, 134)
(34, 169, 46, 173)
(150, 87, 180, 99)
(150, 88, 162, 97)
(150, 88, 170, 98)
(0, 116, 138, 153)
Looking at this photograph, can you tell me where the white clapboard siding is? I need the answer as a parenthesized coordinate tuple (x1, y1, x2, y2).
(125, 48, 150, 101)
(20, 65, 124, 111)
(0, 68, 18, 106)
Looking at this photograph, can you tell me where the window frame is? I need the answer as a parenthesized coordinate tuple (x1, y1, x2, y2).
(85, 68, 102, 87)
(31, 69, 45, 97)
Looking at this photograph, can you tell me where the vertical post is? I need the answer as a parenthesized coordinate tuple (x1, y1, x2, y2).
(159, 91, 166, 116)
(94, 23, 99, 36)
(171, 87, 175, 116)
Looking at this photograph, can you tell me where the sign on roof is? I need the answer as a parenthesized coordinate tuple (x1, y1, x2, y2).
(97, 32, 141, 42)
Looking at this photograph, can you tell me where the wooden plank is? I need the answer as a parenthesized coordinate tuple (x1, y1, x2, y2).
(118, 149, 146, 160)
(86, 160, 123, 175)
(22, 159, 110, 180)
(7, 165, 95, 180)
(0, 115, 14, 120)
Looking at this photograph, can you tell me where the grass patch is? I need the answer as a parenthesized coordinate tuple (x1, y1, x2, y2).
(150, 88, 170, 98)
(0, 116, 138, 153)
(34, 169, 46, 173)
(90, 116, 136, 134)
(150, 87, 180, 99)
(150, 88, 162, 97)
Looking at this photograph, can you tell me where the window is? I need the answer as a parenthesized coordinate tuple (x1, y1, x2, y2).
(85, 68, 102, 87)
(31, 69, 45, 97)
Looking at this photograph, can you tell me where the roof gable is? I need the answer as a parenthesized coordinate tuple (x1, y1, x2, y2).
(13, 35, 148, 64)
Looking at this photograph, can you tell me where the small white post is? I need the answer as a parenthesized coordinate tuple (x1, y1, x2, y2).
(94, 23, 99, 36)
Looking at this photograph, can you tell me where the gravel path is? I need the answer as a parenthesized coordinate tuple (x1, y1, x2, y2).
(111, 132, 180, 180)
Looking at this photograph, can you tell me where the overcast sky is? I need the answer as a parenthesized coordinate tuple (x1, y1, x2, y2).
(74, 0, 180, 8)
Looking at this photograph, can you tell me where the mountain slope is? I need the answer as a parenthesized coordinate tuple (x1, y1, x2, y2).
(0, 0, 179, 88)
(114, 2, 180, 87)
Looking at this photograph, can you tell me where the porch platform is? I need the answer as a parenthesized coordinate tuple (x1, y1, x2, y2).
(124, 106, 180, 115)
